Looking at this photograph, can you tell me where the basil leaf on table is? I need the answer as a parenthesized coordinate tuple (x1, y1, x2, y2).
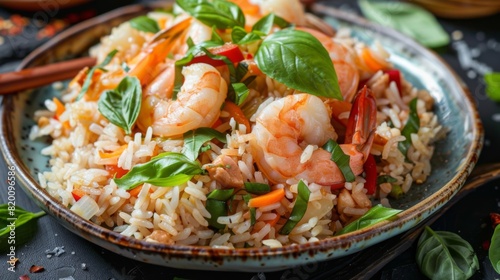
(0, 205, 45, 252)
(98, 76, 142, 135)
(129, 16, 160, 33)
(336, 204, 401, 235)
(183, 127, 227, 161)
(484, 72, 500, 102)
(416, 226, 479, 279)
(77, 49, 118, 100)
(358, 0, 450, 48)
(398, 98, 420, 158)
(114, 152, 203, 190)
(255, 29, 342, 100)
(490, 224, 500, 274)
(279, 180, 310, 235)
(176, 0, 245, 29)
(322, 139, 355, 182)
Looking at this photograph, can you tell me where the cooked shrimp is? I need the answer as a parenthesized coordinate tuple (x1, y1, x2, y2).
(137, 63, 228, 137)
(250, 89, 376, 186)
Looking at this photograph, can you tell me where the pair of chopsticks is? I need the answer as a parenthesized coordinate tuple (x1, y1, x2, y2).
(0, 57, 96, 95)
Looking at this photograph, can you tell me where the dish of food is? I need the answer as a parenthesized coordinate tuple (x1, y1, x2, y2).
(0, 0, 482, 271)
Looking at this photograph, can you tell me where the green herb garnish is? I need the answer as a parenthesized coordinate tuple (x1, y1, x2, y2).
(130, 16, 160, 33)
(0, 205, 45, 252)
(322, 139, 355, 182)
(398, 98, 420, 158)
(176, 0, 245, 29)
(77, 49, 118, 100)
(416, 226, 479, 279)
(279, 180, 310, 235)
(205, 189, 235, 229)
(358, 0, 450, 48)
(97, 76, 142, 135)
(484, 72, 500, 102)
(183, 127, 227, 161)
(336, 204, 401, 235)
(114, 152, 203, 190)
(255, 29, 342, 100)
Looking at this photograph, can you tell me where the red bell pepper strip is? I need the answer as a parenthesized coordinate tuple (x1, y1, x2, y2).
(363, 154, 377, 195)
(384, 69, 402, 95)
(71, 189, 86, 202)
(188, 43, 244, 67)
(105, 164, 128, 179)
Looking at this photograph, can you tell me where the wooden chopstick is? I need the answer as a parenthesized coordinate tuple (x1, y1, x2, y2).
(0, 56, 97, 95)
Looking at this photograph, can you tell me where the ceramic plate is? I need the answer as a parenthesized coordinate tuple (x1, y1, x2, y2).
(0, 1, 483, 272)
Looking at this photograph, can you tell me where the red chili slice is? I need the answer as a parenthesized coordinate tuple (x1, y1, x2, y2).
(384, 69, 402, 95)
(188, 43, 244, 67)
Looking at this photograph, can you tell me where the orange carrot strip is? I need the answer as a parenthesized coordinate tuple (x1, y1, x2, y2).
(362, 48, 385, 72)
(99, 145, 127, 159)
(223, 101, 251, 130)
(128, 185, 143, 197)
(267, 213, 281, 227)
(53, 97, 65, 117)
(71, 188, 86, 201)
(248, 188, 285, 208)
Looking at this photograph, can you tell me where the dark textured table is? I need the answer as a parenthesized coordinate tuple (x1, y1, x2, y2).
(1, 1, 499, 279)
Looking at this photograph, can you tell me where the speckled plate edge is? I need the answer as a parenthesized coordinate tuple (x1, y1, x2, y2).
(0, 1, 484, 272)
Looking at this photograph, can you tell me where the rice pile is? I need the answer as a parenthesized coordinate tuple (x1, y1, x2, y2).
(29, 3, 445, 249)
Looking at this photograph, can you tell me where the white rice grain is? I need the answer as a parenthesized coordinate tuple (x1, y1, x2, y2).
(262, 239, 282, 248)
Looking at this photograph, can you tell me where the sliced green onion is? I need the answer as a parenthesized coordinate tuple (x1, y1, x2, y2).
(77, 49, 118, 101)
(322, 139, 355, 182)
(279, 180, 310, 235)
(244, 182, 270, 195)
(243, 194, 256, 226)
(398, 98, 420, 158)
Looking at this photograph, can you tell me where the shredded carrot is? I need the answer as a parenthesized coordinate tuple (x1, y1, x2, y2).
(223, 101, 251, 131)
(157, 17, 167, 30)
(247, 60, 263, 76)
(248, 188, 285, 208)
(53, 97, 65, 117)
(267, 214, 281, 227)
(362, 48, 386, 72)
(99, 145, 127, 159)
(128, 185, 143, 197)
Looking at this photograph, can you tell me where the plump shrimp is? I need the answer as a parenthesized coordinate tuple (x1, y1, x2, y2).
(137, 63, 227, 137)
(250, 90, 376, 186)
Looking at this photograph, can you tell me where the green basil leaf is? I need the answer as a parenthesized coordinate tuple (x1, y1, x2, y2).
(398, 98, 420, 158)
(205, 199, 227, 229)
(231, 26, 263, 45)
(98, 76, 142, 135)
(232, 82, 250, 106)
(211, 26, 225, 45)
(376, 174, 397, 185)
(279, 180, 310, 235)
(490, 225, 500, 274)
(416, 226, 479, 279)
(322, 139, 355, 182)
(484, 72, 500, 102)
(77, 49, 118, 101)
(114, 152, 203, 190)
(255, 29, 342, 100)
(0, 205, 45, 252)
(244, 182, 271, 195)
(358, 0, 450, 48)
(207, 189, 235, 201)
(129, 16, 160, 33)
(336, 204, 401, 235)
(205, 188, 234, 229)
(176, 0, 245, 29)
(183, 127, 227, 161)
(252, 13, 289, 34)
(242, 194, 256, 226)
